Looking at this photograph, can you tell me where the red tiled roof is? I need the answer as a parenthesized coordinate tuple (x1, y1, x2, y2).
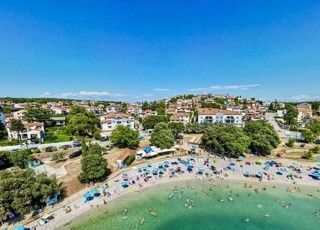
(198, 108, 240, 115)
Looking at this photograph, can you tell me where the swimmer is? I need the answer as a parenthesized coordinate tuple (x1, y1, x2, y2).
(257, 204, 262, 208)
(264, 214, 270, 218)
(244, 218, 250, 222)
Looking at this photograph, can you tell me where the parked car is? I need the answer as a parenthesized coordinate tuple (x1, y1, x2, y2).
(69, 149, 82, 159)
(72, 141, 81, 147)
(59, 144, 72, 150)
(300, 144, 306, 148)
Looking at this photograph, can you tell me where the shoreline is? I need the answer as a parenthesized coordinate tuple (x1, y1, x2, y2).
(21, 155, 320, 230)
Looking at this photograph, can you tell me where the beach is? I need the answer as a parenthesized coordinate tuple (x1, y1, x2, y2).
(23, 155, 320, 230)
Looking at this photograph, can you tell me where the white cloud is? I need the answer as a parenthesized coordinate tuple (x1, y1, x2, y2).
(190, 84, 260, 92)
(40, 91, 126, 99)
(153, 88, 171, 92)
(290, 94, 320, 101)
(209, 84, 261, 90)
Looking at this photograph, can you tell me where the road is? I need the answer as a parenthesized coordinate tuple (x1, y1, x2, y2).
(265, 113, 301, 139)
(0, 140, 112, 152)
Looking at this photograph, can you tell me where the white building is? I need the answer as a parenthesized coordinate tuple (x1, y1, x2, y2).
(170, 112, 190, 124)
(197, 108, 243, 127)
(100, 113, 135, 137)
(13, 109, 26, 120)
(7, 122, 45, 141)
(106, 104, 121, 113)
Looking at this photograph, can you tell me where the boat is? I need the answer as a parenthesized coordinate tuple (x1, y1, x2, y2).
(168, 193, 174, 199)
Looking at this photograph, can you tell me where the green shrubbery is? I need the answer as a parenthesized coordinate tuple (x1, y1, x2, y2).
(125, 155, 135, 166)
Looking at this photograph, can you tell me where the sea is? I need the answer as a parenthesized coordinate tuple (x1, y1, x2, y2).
(63, 179, 320, 230)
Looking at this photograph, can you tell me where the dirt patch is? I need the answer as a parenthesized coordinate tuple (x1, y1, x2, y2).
(58, 160, 84, 196)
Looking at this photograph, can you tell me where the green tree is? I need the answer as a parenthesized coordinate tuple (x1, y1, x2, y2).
(69, 105, 87, 115)
(0, 151, 12, 170)
(52, 152, 64, 162)
(67, 112, 100, 137)
(151, 129, 175, 149)
(201, 125, 250, 157)
(243, 121, 280, 155)
(301, 130, 317, 143)
(0, 168, 60, 217)
(0, 122, 7, 140)
(286, 137, 295, 147)
(10, 119, 25, 143)
(168, 122, 185, 138)
(2, 106, 12, 114)
(9, 149, 34, 168)
(153, 122, 169, 133)
(142, 115, 168, 129)
(88, 143, 103, 155)
(110, 125, 139, 148)
(79, 154, 107, 183)
(284, 104, 298, 126)
(24, 105, 53, 126)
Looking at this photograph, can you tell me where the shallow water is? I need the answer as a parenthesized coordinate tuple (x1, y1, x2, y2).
(64, 180, 320, 230)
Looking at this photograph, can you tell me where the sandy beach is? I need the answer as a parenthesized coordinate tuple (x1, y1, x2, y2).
(18, 154, 320, 230)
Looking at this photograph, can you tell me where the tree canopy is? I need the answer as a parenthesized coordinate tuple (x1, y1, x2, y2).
(67, 106, 100, 137)
(0, 168, 60, 219)
(168, 122, 185, 138)
(142, 115, 168, 129)
(79, 147, 108, 183)
(9, 149, 34, 168)
(243, 121, 280, 155)
(201, 125, 250, 157)
(10, 119, 25, 142)
(0, 122, 7, 140)
(284, 104, 298, 126)
(24, 105, 53, 126)
(110, 125, 139, 149)
(151, 129, 175, 149)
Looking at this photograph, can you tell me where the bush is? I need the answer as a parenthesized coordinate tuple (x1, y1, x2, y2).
(45, 146, 57, 152)
(52, 152, 64, 162)
(0, 140, 19, 146)
(125, 155, 135, 166)
(32, 148, 41, 153)
(302, 151, 313, 160)
(286, 138, 295, 147)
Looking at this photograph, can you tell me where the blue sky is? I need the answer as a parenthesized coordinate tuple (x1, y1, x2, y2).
(1, 0, 320, 102)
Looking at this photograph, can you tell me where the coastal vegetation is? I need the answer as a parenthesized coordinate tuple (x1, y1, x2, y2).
(142, 115, 168, 129)
(79, 144, 108, 183)
(110, 125, 139, 149)
(201, 125, 251, 157)
(244, 121, 281, 155)
(151, 122, 175, 149)
(0, 168, 60, 219)
(67, 106, 100, 137)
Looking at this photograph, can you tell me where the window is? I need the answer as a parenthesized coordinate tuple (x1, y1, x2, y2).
(204, 116, 213, 123)
(225, 116, 235, 124)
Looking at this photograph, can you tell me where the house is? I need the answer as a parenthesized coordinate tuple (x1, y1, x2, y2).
(297, 108, 312, 123)
(106, 104, 121, 113)
(197, 108, 243, 127)
(297, 103, 312, 110)
(12, 109, 26, 120)
(170, 112, 190, 124)
(6, 122, 45, 141)
(50, 117, 66, 126)
(100, 113, 135, 137)
(116, 152, 131, 168)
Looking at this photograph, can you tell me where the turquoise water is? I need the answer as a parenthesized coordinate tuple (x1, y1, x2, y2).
(65, 180, 320, 230)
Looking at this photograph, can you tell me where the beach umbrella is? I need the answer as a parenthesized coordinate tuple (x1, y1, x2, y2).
(198, 168, 205, 174)
(292, 162, 299, 166)
(245, 171, 252, 175)
(229, 162, 236, 166)
(238, 156, 244, 160)
(257, 171, 263, 176)
(146, 169, 151, 174)
(14, 225, 25, 230)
